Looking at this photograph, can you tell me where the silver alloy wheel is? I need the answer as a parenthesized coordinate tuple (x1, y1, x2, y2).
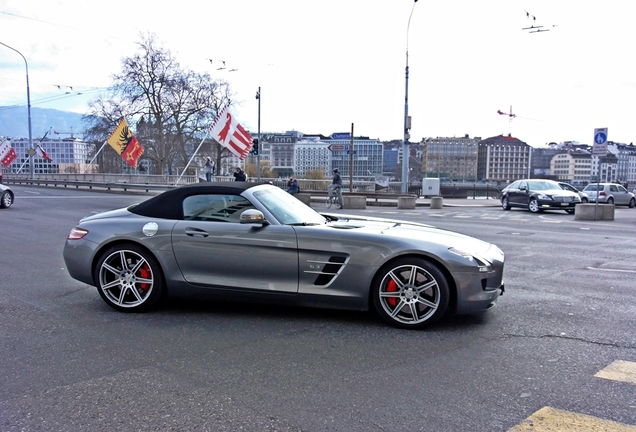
(98, 248, 155, 309)
(1, 191, 12, 208)
(375, 260, 448, 328)
(528, 198, 540, 213)
(502, 196, 511, 210)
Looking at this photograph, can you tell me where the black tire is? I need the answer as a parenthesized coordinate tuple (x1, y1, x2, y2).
(326, 196, 333, 209)
(93, 243, 165, 312)
(372, 257, 450, 329)
(502, 196, 511, 210)
(528, 198, 541, 213)
(629, 198, 635, 208)
(607, 197, 614, 205)
(0, 191, 12, 208)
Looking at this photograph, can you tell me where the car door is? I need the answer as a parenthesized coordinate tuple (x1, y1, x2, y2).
(509, 180, 528, 207)
(613, 184, 630, 205)
(171, 193, 299, 292)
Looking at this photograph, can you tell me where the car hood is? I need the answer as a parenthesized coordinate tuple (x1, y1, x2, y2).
(327, 214, 494, 253)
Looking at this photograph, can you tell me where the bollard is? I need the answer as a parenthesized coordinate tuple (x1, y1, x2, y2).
(430, 196, 443, 209)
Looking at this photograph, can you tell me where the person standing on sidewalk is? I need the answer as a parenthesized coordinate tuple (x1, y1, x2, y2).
(203, 157, 214, 182)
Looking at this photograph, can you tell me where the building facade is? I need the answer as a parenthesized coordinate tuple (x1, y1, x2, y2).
(422, 135, 479, 181)
(477, 135, 532, 182)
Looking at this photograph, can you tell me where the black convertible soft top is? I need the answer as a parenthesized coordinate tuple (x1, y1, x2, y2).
(129, 182, 259, 220)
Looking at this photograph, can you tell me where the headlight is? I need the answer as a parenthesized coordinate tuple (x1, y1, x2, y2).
(536, 193, 551, 200)
(448, 247, 492, 272)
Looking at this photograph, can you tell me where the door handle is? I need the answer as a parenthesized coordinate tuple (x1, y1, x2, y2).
(185, 228, 209, 237)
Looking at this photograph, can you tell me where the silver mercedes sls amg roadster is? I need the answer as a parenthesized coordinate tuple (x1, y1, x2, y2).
(63, 182, 505, 329)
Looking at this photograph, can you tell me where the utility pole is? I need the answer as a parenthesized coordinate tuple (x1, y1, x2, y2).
(349, 123, 354, 193)
(256, 87, 261, 181)
(0, 42, 33, 179)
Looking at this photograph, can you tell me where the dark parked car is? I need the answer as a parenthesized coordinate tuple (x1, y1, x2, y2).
(63, 182, 505, 330)
(0, 183, 14, 208)
(501, 179, 581, 213)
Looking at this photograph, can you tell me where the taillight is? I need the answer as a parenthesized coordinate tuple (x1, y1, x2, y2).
(599, 191, 606, 197)
(68, 227, 89, 240)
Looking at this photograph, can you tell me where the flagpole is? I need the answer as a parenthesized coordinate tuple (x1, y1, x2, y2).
(175, 130, 210, 186)
(84, 140, 108, 174)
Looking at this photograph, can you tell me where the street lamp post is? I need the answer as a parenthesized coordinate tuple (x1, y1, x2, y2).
(255, 87, 261, 181)
(0, 42, 34, 179)
(401, 0, 418, 194)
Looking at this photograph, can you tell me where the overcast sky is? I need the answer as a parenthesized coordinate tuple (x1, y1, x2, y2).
(1, 0, 635, 147)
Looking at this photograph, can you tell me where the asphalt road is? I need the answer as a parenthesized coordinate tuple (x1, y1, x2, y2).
(1, 185, 635, 431)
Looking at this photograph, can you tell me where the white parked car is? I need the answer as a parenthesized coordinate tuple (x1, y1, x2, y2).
(582, 183, 635, 207)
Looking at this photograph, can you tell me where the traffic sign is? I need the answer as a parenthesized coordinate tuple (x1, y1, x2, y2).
(347, 150, 357, 155)
(592, 127, 608, 156)
(331, 132, 351, 140)
(328, 144, 345, 151)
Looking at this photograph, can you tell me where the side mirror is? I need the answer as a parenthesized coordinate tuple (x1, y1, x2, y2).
(240, 209, 269, 225)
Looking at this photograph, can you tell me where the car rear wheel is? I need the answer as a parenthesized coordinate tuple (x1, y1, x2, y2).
(0, 191, 12, 208)
(528, 198, 541, 213)
(607, 197, 614, 205)
(629, 198, 635, 208)
(502, 196, 511, 210)
(94, 244, 165, 312)
(372, 257, 449, 329)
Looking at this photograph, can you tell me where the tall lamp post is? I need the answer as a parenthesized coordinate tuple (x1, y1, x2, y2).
(401, 0, 418, 194)
(255, 87, 261, 181)
(0, 42, 34, 179)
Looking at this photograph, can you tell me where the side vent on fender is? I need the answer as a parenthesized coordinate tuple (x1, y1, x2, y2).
(306, 255, 348, 286)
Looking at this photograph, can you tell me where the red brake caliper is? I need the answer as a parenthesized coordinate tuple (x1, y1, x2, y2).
(139, 264, 151, 291)
(386, 279, 398, 307)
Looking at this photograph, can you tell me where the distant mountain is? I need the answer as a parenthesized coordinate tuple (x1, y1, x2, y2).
(0, 107, 86, 139)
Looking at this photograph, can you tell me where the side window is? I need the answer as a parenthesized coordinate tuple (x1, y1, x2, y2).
(183, 194, 255, 222)
(610, 185, 618, 192)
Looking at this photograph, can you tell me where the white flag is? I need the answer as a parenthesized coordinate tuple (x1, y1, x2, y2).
(208, 106, 252, 160)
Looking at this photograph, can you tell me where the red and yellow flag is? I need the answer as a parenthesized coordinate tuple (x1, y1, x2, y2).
(106, 118, 144, 168)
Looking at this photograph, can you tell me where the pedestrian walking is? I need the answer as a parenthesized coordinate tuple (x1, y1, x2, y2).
(203, 157, 214, 182)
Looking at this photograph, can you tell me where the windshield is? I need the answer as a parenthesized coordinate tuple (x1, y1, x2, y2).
(253, 187, 327, 225)
(528, 181, 560, 191)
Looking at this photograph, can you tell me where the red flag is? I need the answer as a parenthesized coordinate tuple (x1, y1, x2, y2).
(208, 106, 252, 160)
(36, 144, 53, 162)
(0, 139, 17, 167)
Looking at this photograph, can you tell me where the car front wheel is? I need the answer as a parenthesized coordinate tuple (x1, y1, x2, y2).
(0, 191, 12, 208)
(528, 198, 541, 213)
(629, 198, 635, 208)
(372, 257, 449, 329)
(94, 244, 165, 312)
(502, 196, 511, 210)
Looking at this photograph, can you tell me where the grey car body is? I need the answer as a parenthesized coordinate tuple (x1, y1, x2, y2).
(63, 183, 505, 329)
(501, 179, 581, 213)
(582, 183, 636, 207)
(0, 183, 14, 208)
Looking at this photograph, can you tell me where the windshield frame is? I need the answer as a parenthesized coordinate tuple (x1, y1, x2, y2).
(252, 187, 327, 225)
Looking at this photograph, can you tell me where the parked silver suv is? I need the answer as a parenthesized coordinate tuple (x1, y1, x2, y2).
(582, 183, 635, 207)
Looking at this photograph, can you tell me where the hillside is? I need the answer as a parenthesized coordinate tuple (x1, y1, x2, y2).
(0, 106, 86, 139)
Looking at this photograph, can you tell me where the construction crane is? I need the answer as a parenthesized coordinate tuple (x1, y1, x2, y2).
(53, 128, 77, 139)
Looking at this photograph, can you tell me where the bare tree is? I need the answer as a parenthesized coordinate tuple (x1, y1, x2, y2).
(84, 33, 234, 175)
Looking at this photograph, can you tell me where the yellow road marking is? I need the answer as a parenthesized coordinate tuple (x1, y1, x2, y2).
(508, 406, 636, 431)
(595, 360, 636, 385)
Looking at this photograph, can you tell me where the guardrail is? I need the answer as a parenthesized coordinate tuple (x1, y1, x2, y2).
(2, 173, 503, 199)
